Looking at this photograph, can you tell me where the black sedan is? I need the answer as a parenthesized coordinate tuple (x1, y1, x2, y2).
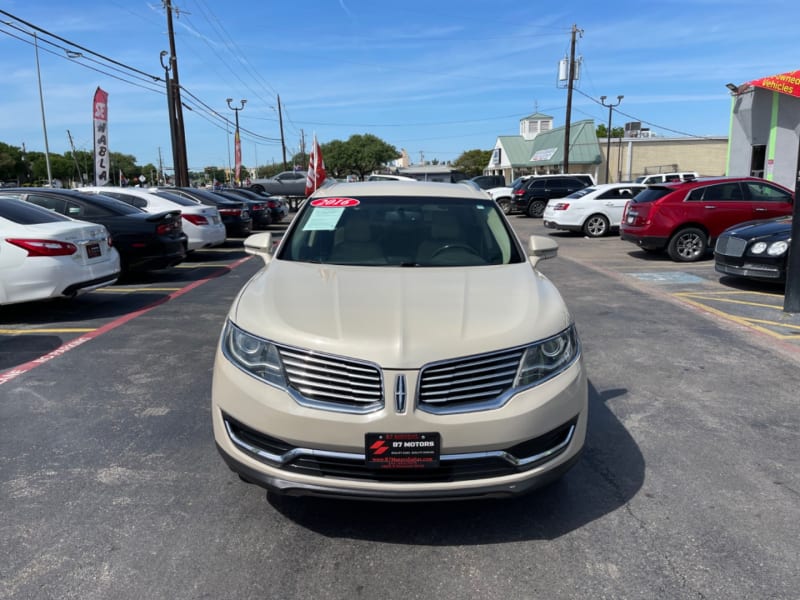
(151, 187, 252, 237)
(714, 216, 792, 283)
(213, 190, 272, 229)
(222, 187, 289, 223)
(0, 188, 187, 273)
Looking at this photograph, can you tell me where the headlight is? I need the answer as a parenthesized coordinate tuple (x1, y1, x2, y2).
(514, 326, 579, 388)
(750, 242, 767, 255)
(767, 241, 789, 256)
(222, 321, 287, 387)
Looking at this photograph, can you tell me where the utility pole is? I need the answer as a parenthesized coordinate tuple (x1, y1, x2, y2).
(562, 24, 582, 174)
(159, 50, 179, 184)
(277, 94, 287, 170)
(33, 32, 53, 187)
(299, 129, 306, 170)
(600, 95, 623, 183)
(783, 143, 800, 312)
(66, 130, 83, 184)
(164, 0, 188, 187)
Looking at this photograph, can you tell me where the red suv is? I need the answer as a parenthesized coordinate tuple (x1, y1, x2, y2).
(620, 177, 794, 262)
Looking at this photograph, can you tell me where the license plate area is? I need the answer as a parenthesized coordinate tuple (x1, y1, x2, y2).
(85, 243, 101, 258)
(366, 432, 440, 469)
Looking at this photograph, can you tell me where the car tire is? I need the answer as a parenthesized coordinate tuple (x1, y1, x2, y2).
(667, 227, 708, 262)
(527, 199, 546, 218)
(250, 184, 265, 194)
(583, 214, 610, 237)
(497, 198, 512, 215)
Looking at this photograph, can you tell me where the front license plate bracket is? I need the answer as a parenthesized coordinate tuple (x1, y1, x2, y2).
(365, 432, 440, 469)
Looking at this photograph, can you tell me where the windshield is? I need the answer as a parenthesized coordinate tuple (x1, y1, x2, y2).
(278, 195, 524, 267)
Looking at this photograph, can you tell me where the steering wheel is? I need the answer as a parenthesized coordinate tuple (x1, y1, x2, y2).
(430, 244, 481, 259)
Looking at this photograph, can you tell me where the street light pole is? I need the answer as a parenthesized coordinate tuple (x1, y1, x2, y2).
(226, 98, 246, 187)
(33, 32, 53, 187)
(600, 95, 623, 183)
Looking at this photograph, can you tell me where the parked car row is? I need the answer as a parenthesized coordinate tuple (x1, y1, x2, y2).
(0, 185, 291, 306)
(505, 174, 794, 285)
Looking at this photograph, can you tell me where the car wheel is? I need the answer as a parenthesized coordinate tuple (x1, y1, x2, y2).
(583, 214, 610, 237)
(250, 184, 265, 194)
(498, 198, 512, 215)
(667, 227, 708, 262)
(527, 200, 546, 218)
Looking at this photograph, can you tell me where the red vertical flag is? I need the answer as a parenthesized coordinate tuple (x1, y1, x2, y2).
(92, 87, 109, 186)
(305, 135, 327, 197)
(234, 128, 242, 185)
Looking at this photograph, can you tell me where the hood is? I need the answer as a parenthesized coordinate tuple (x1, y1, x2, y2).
(231, 261, 571, 369)
(725, 216, 792, 239)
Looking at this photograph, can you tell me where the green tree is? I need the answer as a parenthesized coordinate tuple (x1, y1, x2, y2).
(0, 142, 25, 183)
(453, 149, 492, 177)
(596, 124, 625, 138)
(320, 134, 398, 180)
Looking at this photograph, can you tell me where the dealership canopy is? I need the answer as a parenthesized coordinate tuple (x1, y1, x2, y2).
(740, 70, 800, 99)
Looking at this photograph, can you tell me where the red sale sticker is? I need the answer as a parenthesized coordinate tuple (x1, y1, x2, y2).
(310, 198, 360, 208)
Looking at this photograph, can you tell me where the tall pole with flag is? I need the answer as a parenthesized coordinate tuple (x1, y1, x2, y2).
(305, 135, 327, 197)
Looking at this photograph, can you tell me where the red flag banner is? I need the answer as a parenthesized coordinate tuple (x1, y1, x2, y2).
(305, 136, 327, 197)
(234, 128, 242, 185)
(743, 70, 800, 99)
(93, 87, 109, 186)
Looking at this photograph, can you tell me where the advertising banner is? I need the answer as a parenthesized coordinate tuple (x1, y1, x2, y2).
(93, 87, 109, 186)
(744, 70, 800, 99)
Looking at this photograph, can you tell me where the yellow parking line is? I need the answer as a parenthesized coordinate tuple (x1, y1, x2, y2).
(0, 328, 95, 334)
(676, 296, 784, 339)
(676, 294, 782, 310)
(744, 318, 800, 332)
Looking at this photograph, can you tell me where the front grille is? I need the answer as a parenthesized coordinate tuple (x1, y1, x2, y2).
(223, 414, 578, 483)
(278, 346, 384, 411)
(715, 236, 747, 257)
(417, 347, 525, 412)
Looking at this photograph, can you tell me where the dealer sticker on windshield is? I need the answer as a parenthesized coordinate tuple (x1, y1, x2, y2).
(310, 198, 360, 207)
(366, 432, 440, 469)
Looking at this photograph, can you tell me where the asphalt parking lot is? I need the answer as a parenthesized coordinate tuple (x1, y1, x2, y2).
(1, 214, 798, 599)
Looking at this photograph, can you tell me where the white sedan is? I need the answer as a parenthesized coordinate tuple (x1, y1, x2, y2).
(542, 183, 646, 237)
(79, 186, 226, 251)
(0, 197, 120, 306)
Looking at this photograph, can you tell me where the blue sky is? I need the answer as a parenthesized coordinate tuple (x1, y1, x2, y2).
(1, 0, 798, 173)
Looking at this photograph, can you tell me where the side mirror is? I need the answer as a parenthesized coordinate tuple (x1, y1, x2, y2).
(244, 232, 274, 264)
(528, 235, 558, 267)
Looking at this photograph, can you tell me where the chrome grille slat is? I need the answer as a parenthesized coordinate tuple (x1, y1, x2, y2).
(421, 368, 519, 390)
(418, 348, 525, 411)
(277, 346, 383, 410)
(283, 366, 382, 390)
(421, 359, 521, 382)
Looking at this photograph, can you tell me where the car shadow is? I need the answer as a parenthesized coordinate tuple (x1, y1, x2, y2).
(625, 249, 714, 262)
(0, 334, 63, 370)
(264, 379, 644, 544)
(716, 275, 786, 296)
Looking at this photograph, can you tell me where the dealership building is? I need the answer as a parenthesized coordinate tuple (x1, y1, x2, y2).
(726, 69, 800, 191)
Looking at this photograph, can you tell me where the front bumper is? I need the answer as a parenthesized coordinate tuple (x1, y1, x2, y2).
(714, 256, 786, 282)
(212, 347, 587, 500)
